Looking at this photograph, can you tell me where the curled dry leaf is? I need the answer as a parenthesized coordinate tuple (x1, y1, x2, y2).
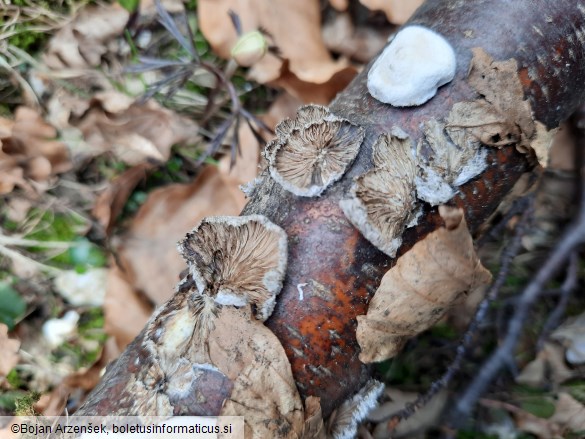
(0, 323, 20, 378)
(104, 264, 153, 350)
(340, 130, 417, 257)
(266, 105, 365, 197)
(178, 215, 287, 321)
(92, 163, 150, 233)
(198, 0, 357, 103)
(43, 3, 129, 70)
(359, 0, 424, 25)
(322, 13, 391, 64)
(356, 206, 492, 363)
(0, 107, 70, 194)
(76, 91, 199, 165)
(446, 48, 557, 167)
(302, 396, 326, 439)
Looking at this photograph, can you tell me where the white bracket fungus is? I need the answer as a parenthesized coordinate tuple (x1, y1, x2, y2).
(178, 214, 288, 321)
(367, 25, 457, 107)
(265, 105, 365, 197)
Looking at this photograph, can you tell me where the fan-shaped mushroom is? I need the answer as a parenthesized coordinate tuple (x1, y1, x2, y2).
(178, 214, 288, 321)
(266, 104, 365, 197)
(340, 130, 417, 257)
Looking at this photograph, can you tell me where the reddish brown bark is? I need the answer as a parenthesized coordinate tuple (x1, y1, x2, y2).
(77, 0, 585, 419)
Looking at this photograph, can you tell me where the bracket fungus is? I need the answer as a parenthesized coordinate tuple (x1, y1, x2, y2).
(178, 214, 288, 321)
(367, 25, 457, 107)
(265, 104, 365, 197)
(415, 119, 488, 205)
(340, 130, 417, 258)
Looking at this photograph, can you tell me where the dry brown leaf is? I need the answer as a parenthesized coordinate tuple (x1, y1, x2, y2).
(322, 13, 391, 64)
(329, 0, 348, 11)
(357, 206, 492, 363)
(550, 393, 585, 434)
(140, 0, 185, 16)
(273, 60, 357, 105)
(549, 122, 577, 171)
(198, 0, 357, 103)
(302, 397, 326, 439)
(359, 0, 424, 24)
(92, 164, 150, 233)
(370, 388, 447, 438)
(0, 107, 70, 194)
(43, 4, 129, 70)
(446, 48, 556, 167)
(76, 91, 199, 165)
(215, 307, 304, 438)
(116, 165, 247, 308)
(0, 323, 20, 378)
(104, 265, 153, 350)
(133, 287, 304, 435)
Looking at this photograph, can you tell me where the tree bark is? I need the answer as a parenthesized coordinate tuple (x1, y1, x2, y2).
(77, 0, 585, 423)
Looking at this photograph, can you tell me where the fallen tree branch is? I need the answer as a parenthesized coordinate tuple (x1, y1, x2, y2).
(76, 1, 585, 437)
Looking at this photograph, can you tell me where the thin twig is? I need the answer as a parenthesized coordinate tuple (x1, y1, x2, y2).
(536, 252, 579, 350)
(450, 132, 585, 423)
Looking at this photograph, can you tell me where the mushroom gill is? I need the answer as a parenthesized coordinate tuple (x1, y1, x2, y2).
(266, 104, 365, 197)
(178, 214, 288, 321)
(340, 131, 417, 257)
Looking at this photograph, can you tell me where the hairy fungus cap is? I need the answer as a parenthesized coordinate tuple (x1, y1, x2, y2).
(178, 214, 288, 321)
(266, 104, 365, 197)
(340, 131, 417, 257)
(367, 25, 456, 107)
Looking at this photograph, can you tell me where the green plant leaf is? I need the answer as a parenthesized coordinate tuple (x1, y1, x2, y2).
(118, 0, 139, 12)
(0, 283, 26, 330)
(519, 397, 555, 419)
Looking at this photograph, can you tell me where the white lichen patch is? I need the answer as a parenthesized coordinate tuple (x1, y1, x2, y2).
(367, 25, 457, 107)
(415, 119, 488, 205)
(266, 105, 365, 197)
(329, 380, 385, 439)
(340, 131, 417, 257)
(178, 214, 288, 321)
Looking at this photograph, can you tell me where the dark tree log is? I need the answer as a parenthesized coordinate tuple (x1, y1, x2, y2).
(77, 0, 585, 422)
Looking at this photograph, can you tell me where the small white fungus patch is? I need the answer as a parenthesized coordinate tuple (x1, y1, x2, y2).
(297, 283, 308, 301)
(367, 25, 457, 107)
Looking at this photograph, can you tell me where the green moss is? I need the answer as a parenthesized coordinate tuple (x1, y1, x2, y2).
(0, 282, 26, 330)
(14, 391, 40, 417)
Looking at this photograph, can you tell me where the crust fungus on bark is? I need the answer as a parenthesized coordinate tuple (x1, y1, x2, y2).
(266, 105, 365, 197)
(340, 129, 418, 258)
